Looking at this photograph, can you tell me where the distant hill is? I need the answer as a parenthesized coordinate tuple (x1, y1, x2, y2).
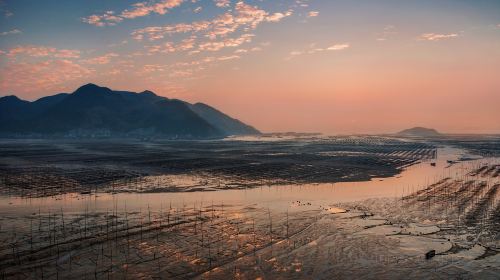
(397, 127, 441, 137)
(0, 83, 260, 139)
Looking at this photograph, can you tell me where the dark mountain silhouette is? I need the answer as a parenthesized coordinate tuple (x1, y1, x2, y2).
(397, 127, 441, 137)
(0, 83, 260, 139)
(189, 103, 258, 136)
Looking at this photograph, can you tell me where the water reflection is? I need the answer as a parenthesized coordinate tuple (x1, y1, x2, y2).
(0, 146, 495, 215)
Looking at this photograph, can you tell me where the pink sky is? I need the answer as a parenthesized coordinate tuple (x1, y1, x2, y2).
(1, 0, 499, 134)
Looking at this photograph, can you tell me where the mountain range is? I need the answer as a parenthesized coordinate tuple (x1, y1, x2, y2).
(0, 83, 260, 139)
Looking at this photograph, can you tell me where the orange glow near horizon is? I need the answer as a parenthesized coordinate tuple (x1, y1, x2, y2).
(1, 0, 499, 134)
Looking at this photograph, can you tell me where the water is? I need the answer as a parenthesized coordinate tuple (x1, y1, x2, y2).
(0, 146, 487, 215)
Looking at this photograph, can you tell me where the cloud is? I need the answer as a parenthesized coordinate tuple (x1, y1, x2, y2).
(307, 11, 319, 17)
(286, 42, 349, 59)
(146, 37, 197, 54)
(0, 59, 92, 94)
(82, 53, 119, 64)
(214, 0, 230, 8)
(170, 69, 194, 78)
(121, 0, 183, 18)
(6, 45, 81, 59)
(217, 55, 240, 61)
(83, 0, 184, 26)
(294, 0, 309, 7)
(82, 11, 123, 27)
(197, 33, 254, 51)
(266, 12, 288, 22)
(376, 25, 397, 41)
(0, 29, 21, 36)
(132, 1, 292, 41)
(139, 64, 168, 74)
(327, 43, 350, 51)
(418, 33, 459, 41)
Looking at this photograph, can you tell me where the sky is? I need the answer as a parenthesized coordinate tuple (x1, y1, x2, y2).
(0, 0, 499, 134)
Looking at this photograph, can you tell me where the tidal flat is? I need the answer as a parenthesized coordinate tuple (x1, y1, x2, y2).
(0, 135, 499, 279)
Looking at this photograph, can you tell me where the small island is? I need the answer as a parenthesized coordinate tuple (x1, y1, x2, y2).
(397, 127, 441, 137)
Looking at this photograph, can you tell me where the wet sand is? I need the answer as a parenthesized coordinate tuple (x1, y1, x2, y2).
(0, 136, 499, 279)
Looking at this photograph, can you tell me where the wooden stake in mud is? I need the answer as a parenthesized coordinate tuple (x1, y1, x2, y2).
(252, 218, 256, 257)
(268, 208, 273, 244)
(286, 209, 289, 240)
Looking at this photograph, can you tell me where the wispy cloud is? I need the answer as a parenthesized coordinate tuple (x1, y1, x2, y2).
(287, 42, 350, 59)
(266, 12, 288, 22)
(214, 0, 230, 8)
(0, 60, 92, 94)
(327, 44, 350, 51)
(217, 55, 240, 61)
(294, 0, 310, 8)
(122, 0, 183, 18)
(82, 53, 119, 65)
(307, 11, 319, 17)
(197, 33, 255, 52)
(418, 33, 459, 41)
(83, 0, 184, 26)
(5, 45, 81, 59)
(145, 37, 197, 54)
(376, 25, 396, 41)
(0, 40, 92, 94)
(82, 12, 123, 27)
(132, 1, 292, 41)
(0, 29, 21, 36)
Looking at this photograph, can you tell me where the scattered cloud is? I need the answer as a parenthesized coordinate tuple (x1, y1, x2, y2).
(82, 11, 123, 27)
(140, 64, 168, 74)
(376, 25, 397, 41)
(0, 29, 21, 36)
(82, 53, 119, 65)
(198, 33, 254, 51)
(146, 37, 197, 54)
(217, 55, 240, 61)
(234, 46, 261, 54)
(107, 40, 128, 48)
(294, 0, 310, 8)
(214, 0, 230, 8)
(307, 11, 319, 17)
(170, 69, 194, 78)
(266, 12, 288, 22)
(122, 0, 184, 18)
(287, 42, 350, 59)
(132, 1, 292, 41)
(83, 0, 185, 26)
(418, 33, 459, 41)
(5, 45, 81, 59)
(0, 59, 92, 94)
(327, 43, 350, 51)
